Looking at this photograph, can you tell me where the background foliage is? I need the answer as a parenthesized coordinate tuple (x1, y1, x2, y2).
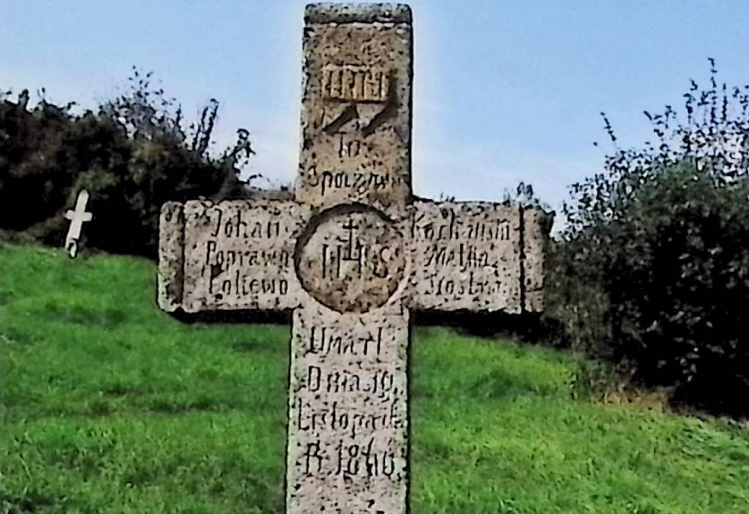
(0, 68, 255, 258)
(546, 60, 749, 416)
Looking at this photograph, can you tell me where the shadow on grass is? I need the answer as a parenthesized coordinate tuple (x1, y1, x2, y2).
(167, 308, 558, 347)
(40, 300, 129, 329)
(1, 490, 59, 514)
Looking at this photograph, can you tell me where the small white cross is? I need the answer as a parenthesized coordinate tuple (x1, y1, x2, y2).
(63, 189, 93, 258)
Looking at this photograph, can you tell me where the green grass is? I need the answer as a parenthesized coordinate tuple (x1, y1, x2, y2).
(1, 243, 748, 514)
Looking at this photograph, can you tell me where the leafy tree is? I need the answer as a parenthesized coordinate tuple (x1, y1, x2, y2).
(551, 60, 749, 416)
(0, 68, 257, 258)
(0, 90, 78, 232)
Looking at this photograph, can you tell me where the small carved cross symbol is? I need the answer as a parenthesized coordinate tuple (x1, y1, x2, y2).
(63, 189, 93, 258)
(340, 217, 360, 259)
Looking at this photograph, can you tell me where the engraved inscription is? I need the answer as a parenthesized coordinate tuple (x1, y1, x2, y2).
(296, 398, 403, 440)
(305, 166, 404, 198)
(206, 208, 283, 239)
(299, 435, 400, 482)
(409, 201, 523, 312)
(305, 365, 395, 398)
(201, 207, 292, 301)
(179, 200, 304, 311)
(288, 308, 409, 514)
(421, 273, 504, 298)
(297, 13, 413, 216)
(322, 65, 391, 103)
(411, 208, 512, 243)
(338, 134, 362, 158)
(295, 204, 406, 313)
(305, 325, 384, 357)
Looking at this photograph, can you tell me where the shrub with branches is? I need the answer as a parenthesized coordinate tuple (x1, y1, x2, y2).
(550, 60, 749, 416)
(0, 68, 257, 258)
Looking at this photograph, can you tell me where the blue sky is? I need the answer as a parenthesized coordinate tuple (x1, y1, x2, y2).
(3, 0, 748, 219)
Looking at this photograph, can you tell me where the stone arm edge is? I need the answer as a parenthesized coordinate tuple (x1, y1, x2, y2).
(304, 3, 412, 25)
(521, 206, 555, 313)
(157, 201, 185, 312)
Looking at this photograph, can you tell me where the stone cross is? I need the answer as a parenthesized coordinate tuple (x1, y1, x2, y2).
(63, 189, 92, 258)
(158, 4, 550, 513)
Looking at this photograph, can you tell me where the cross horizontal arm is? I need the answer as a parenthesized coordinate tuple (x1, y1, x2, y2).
(158, 199, 310, 313)
(406, 199, 548, 314)
(63, 208, 92, 222)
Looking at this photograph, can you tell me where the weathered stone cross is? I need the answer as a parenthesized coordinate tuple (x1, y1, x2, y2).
(158, 4, 550, 513)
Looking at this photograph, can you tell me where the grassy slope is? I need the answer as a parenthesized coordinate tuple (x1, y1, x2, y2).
(1, 243, 747, 514)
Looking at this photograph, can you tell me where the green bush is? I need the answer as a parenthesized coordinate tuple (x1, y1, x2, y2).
(550, 60, 749, 416)
(0, 69, 255, 258)
(0, 92, 77, 232)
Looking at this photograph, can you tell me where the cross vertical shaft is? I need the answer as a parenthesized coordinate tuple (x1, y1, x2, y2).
(287, 5, 414, 513)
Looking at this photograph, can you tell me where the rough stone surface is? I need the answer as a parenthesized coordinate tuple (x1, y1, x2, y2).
(156, 4, 552, 513)
(521, 206, 549, 313)
(157, 201, 185, 312)
(408, 200, 523, 313)
(295, 204, 409, 314)
(286, 7, 414, 510)
(305, 3, 412, 24)
(287, 302, 409, 514)
(296, 2, 413, 216)
(180, 199, 308, 313)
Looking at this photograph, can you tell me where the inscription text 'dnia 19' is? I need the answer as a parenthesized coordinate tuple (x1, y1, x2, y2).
(157, 4, 552, 514)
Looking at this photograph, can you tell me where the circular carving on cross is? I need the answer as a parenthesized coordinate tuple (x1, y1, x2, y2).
(294, 203, 406, 313)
